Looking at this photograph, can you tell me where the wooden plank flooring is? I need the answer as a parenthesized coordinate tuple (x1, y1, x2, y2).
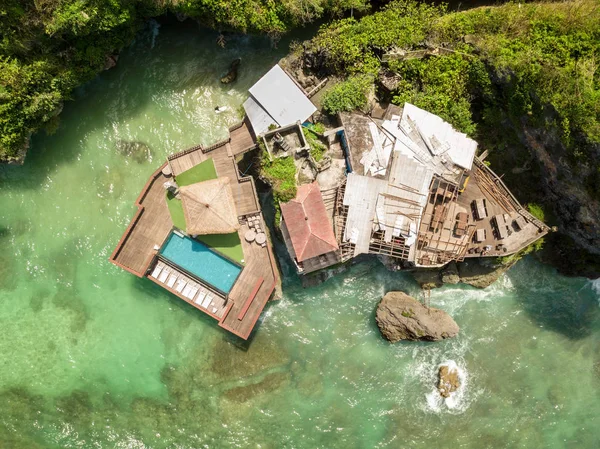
(220, 218, 277, 338)
(230, 121, 257, 155)
(111, 168, 173, 276)
(111, 121, 278, 340)
(169, 149, 208, 177)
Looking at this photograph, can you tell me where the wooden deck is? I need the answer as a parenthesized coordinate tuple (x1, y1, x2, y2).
(110, 121, 278, 340)
(412, 160, 548, 266)
(220, 216, 278, 338)
(110, 164, 173, 276)
(229, 120, 257, 156)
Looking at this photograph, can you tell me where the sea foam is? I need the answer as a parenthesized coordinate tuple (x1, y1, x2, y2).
(425, 360, 468, 412)
(590, 278, 600, 305)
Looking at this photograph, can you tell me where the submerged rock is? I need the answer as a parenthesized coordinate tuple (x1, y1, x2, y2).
(438, 364, 461, 398)
(221, 58, 241, 84)
(103, 54, 119, 70)
(115, 140, 153, 164)
(375, 291, 459, 342)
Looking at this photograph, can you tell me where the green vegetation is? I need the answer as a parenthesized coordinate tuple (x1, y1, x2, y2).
(260, 151, 297, 221)
(196, 232, 244, 265)
(166, 191, 187, 230)
(303, 128, 326, 162)
(0, 0, 369, 160)
(527, 203, 545, 222)
(497, 237, 545, 265)
(321, 75, 373, 115)
(175, 158, 217, 186)
(307, 0, 600, 171)
(309, 122, 326, 134)
(401, 309, 415, 318)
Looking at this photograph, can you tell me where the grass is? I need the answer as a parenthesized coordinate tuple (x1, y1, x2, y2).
(527, 203, 545, 222)
(175, 158, 217, 187)
(166, 191, 187, 230)
(195, 233, 244, 265)
(261, 155, 297, 203)
(260, 153, 297, 223)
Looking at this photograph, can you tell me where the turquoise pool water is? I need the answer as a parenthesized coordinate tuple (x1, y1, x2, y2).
(160, 232, 242, 293)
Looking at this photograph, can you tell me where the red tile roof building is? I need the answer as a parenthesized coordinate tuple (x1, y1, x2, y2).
(280, 182, 339, 272)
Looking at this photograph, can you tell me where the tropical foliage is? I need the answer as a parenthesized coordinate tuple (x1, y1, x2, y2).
(0, 0, 369, 160)
(304, 0, 600, 197)
(308, 0, 600, 157)
(321, 75, 373, 115)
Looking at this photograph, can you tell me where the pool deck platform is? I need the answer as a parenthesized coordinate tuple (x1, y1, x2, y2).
(110, 120, 280, 340)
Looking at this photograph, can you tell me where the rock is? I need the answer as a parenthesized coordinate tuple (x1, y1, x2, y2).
(103, 54, 118, 71)
(438, 364, 461, 398)
(410, 258, 514, 290)
(221, 58, 241, 84)
(375, 291, 459, 342)
(115, 140, 152, 164)
(457, 259, 513, 289)
(440, 262, 460, 284)
(410, 268, 443, 289)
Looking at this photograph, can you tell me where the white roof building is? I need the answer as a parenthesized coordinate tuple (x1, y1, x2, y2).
(243, 65, 317, 135)
(342, 103, 478, 264)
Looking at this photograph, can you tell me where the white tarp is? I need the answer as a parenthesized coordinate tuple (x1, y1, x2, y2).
(401, 103, 477, 170)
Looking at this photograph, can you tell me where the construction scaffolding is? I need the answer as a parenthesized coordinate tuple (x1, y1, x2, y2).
(333, 179, 355, 262)
(413, 176, 474, 266)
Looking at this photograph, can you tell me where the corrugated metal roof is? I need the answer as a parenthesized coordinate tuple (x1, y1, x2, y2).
(246, 65, 316, 135)
(379, 153, 433, 247)
(243, 96, 277, 136)
(343, 173, 387, 256)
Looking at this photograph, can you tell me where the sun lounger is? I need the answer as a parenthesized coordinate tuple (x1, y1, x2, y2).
(187, 287, 199, 300)
(182, 285, 192, 298)
(166, 274, 178, 288)
(194, 291, 206, 305)
(212, 307, 218, 314)
(150, 264, 163, 279)
(158, 268, 169, 283)
(202, 293, 213, 308)
(175, 279, 187, 293)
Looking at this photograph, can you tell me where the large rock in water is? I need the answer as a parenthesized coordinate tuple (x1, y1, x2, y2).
(221, 58, 241, 84)
(438, 364, 461, 398)
(375, 292, 459, 342)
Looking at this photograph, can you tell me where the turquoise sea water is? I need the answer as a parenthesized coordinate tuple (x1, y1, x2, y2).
(1, 20, 599, 449)
(160, 232, 241, 293)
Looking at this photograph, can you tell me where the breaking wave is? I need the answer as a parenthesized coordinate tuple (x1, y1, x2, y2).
(424, 360, 468, 412)
(590, 278, 600, 305)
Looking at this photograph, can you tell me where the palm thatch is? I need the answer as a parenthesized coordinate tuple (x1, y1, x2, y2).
(179, 177, 240, 235)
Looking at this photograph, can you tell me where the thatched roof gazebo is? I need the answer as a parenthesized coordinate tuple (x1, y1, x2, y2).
(179, 177, 240, 235)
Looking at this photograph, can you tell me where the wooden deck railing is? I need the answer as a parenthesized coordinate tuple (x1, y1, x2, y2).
(203, 137, 230, 153)
(109, 163, 168, 276)
(474, 157, 549, 231)
(168, 144, 204, 161)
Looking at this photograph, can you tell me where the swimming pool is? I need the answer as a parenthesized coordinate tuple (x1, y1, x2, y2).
(160, 232, 242, 294)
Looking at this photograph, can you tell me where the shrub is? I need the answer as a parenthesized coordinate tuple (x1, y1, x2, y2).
(321, 75, 373, 115)
(260, 154, 297, 204)
(303, 128, 326, 161)
(527, 203, 545, 222)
